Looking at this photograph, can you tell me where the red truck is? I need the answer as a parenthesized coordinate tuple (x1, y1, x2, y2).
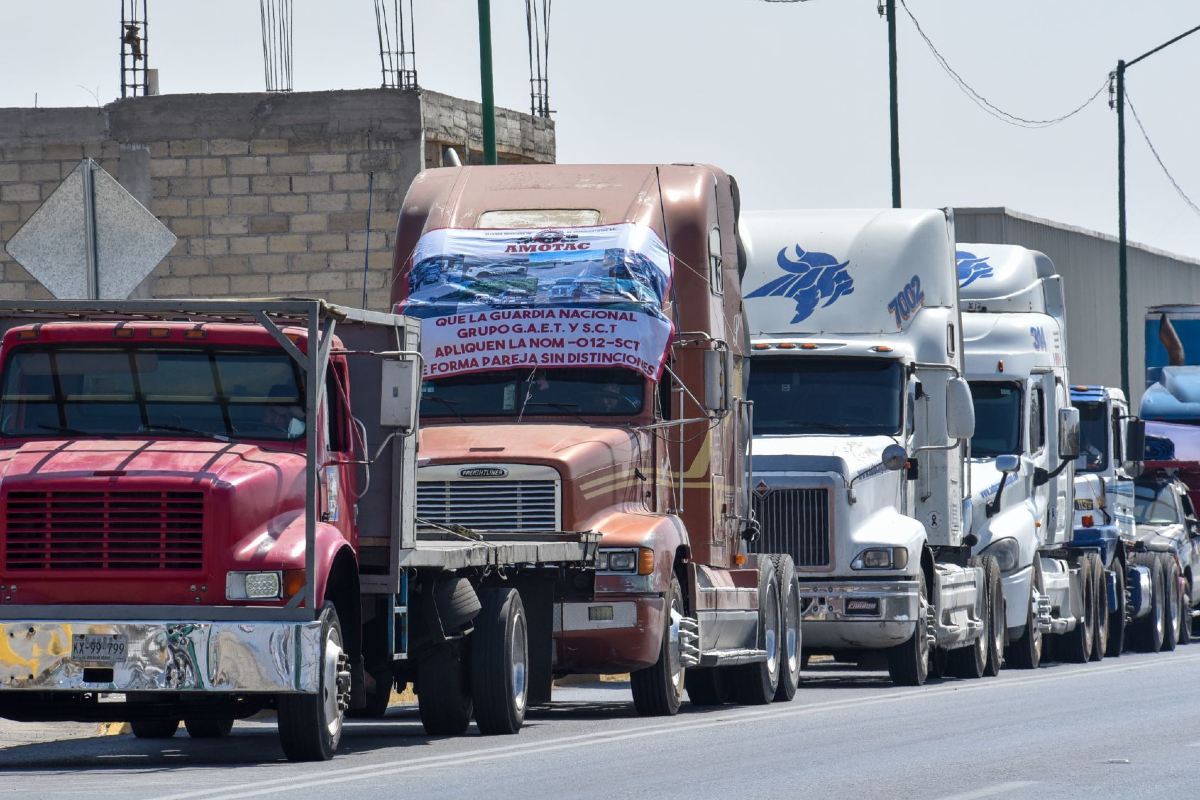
(392, 164, 802, 713)
(0, 299, 596, 760)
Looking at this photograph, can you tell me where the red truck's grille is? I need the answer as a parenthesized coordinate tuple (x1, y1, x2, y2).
(4, 490, 205, 571)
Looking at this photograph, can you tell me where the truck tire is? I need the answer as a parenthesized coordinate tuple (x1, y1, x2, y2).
(948, 556, 991, 680)
(1128, 552, 1165, 653)
(1090, 554, 1108, 662)
(347, 668, 393, 719)
(771, 554, 803, 702)
(887, 567, 930, 686)
(130, 719, 179, 739)
(980, 555, 1004, 676)
(277, 603, 349, 762)
(1181, 576, 1194, 645)
(1062, 554, 1096, 663)
(631, 576, 686, 716)
(928, 646, 948, 680)
(1161, 554, 1181, 652)
(417, 641, 473, 735)
(184, 718, 234, 738)
(685, 668, 731, 706)
(1106, 561, 1127, 658)
(1006, 578, 1042, 670)
(471, 588, 529, 735)
(730, 557, 782, 705)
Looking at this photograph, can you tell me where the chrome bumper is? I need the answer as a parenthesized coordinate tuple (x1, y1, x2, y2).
(799, 581, 920, 649)
(0, 620, 323, 694)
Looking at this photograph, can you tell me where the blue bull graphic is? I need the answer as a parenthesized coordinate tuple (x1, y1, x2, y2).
(746, 245, 854, 323)
(956, 250, 993, 288)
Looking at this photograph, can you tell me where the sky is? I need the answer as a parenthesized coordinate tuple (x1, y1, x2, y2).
(3, 1, 1199, 260)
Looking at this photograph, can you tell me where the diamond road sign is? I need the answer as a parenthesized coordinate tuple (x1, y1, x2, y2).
(5, 158, 176, 300)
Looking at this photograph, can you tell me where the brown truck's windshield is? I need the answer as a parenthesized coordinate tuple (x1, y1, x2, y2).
(0, 347, 305, 441)
(420, 367, 645, 419)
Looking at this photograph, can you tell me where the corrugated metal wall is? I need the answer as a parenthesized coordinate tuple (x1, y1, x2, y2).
(953, 207, 1200, 409)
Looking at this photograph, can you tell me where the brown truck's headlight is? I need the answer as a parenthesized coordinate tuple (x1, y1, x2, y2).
(598, 547, 654, 575)
(226, 571, 283, 600)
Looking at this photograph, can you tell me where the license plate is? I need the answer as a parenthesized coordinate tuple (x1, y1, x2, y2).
(71, 633, 127, 663)
(844, 598, 881, 617)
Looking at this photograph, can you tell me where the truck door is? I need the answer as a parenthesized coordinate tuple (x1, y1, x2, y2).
(1028, 376, 1051, 542)
(1048, 378, 1073, 543)
(322, 359, 359, 543)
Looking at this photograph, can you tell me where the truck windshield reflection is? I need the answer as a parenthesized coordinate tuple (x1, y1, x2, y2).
(0, 347, 306, 441)
(420, 367, 645, 418)
(969, 381, 1023, 457)
(1074, 400, 1109, 473)
(748, 356, 902, 436)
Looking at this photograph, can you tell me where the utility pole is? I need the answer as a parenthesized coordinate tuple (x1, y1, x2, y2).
(887, 0, 901, 208)
(477, 0, 498, 165)
(1113, 22, 1200, 398)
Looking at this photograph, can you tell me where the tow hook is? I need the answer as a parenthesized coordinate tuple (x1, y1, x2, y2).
(335, 652, 352, 712)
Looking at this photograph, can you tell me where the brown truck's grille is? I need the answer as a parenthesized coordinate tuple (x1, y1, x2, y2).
(418, 480, 558, 531)
(751, 487, 831, 568)
(5, 490, 205, 571)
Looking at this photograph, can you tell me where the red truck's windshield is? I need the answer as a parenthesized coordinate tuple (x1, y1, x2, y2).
(420, 367, 645, 419)
(0, 346, 305, 441)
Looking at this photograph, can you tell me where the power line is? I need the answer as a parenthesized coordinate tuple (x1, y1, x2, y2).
(1124, 86, 1200, 220)
(899, 0, 1106, 129)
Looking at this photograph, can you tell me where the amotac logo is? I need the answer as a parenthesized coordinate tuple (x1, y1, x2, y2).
(956, 250, 993, 288)
(459, 467, 509, 479)
(745, 245, 854, 323)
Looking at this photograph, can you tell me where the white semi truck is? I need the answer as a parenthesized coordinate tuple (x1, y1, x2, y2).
(742, 209, 1003, 686)
(957, 245, 1096, 668)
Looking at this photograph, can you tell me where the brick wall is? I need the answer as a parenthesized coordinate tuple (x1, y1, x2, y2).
(0, 89, 555, 309)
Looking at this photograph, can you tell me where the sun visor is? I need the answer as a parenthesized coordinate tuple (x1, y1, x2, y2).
(397, 223, 674, 381)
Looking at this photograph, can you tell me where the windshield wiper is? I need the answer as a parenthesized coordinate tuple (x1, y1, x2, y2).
(423, 396, 468, 423)
(138, 423, 230, 443)
(522, 401, 590, 424)
(36, 423, 114, 440)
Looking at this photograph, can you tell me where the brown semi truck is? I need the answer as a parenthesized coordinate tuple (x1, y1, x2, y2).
(392, 164, 802, 714)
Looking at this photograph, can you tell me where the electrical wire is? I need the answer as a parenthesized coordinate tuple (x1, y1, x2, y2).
(899, 0, 1107, 129)
(1124, 87, 1200, 221)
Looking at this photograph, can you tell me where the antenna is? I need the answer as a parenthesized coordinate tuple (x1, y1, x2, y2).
(525, 0, 551, 117)
(120, 0, 149, 99)
(374, 0, 417, 89)
(260, 0, 294, 92)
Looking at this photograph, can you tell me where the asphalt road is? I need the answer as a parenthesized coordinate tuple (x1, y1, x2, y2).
(4, 647, 1200, 800)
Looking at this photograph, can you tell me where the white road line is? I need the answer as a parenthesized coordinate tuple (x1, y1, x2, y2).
(152, 650, 1200, 800)
(932, 781, 1037, 800)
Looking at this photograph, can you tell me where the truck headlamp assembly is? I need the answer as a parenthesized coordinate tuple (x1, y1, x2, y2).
(981, 537, 1020, 573)
(226, 571, 283, 601)
(598, 547, 654, 575)
(851, 547, 908, 570)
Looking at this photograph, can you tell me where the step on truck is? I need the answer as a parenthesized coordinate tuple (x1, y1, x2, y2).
(957, 245, 1100, 668)
(392, 164, 803, 714)
(1069, 385, 1155, 656)
(0, 299, 596, 760)
(741, 209, 1001, 686)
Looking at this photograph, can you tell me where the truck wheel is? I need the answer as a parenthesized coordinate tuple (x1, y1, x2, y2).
(184, 719, 234, 738)
(417, 641, 473, 735)
(730, 557, 782, 705)
(277, 603, 349, 762)
(1063, 555, 1096, 663)
(130, 719, 179, 739)
(1161, 554, 1181, 652)
(1090, 554, 1108, 662)
(1106, 561, 1127, 657)
(471, 588, 529, 735)
(347, 668, 393, 719)
(948, 556, 990, 679)
(1181, 577, 1194, 645)
(771, 554, 802, 702)
(887, 568, 929, 686)
(631, 575, 686, 716)
(685, 668, 731, 706)
(1006, 580, 1042, 670)
(980, 555, 1004, 676)
(928, 646, 948, 679)
(1128, 552, 1165, 653)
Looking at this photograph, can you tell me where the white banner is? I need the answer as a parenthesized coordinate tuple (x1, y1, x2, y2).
(398, 223, 674, 380)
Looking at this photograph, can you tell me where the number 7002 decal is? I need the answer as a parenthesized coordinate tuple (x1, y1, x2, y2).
(888, 275, 925, 329)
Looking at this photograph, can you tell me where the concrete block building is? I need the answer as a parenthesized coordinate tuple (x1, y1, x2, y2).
(0, 89, 555, 309)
